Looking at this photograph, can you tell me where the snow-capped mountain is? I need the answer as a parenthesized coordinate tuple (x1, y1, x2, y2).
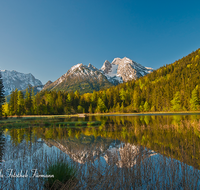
(1, 57, 153, 95)
(101, 57, 153, 83)
(0, 70, 43, 96)
(43, 63, 114, 93)
(44, 57, 153, 93)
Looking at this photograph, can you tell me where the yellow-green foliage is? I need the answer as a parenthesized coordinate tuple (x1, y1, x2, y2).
(3, 48, 200, 115)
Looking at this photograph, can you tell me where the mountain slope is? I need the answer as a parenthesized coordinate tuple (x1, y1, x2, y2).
(44, 63, 114, 94)
(101, 57, 153, 83)
(0, 70, 43, 96)
(101, 48, 200, 112)
(42, 80, 53, 90)
(4, 49, 200, 116)
(44, 57, 153, 93)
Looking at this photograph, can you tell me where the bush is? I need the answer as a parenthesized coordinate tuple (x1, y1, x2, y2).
(45, 161, 77, 189)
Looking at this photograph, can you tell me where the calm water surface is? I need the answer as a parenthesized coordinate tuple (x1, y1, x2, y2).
(0, 114, 200, 189)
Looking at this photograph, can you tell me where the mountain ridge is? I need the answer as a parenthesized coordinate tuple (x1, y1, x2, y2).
(0, 70, 43, 96)
(43, 57, 153, 93)
(4, 48, 200, 116)
(101, 57, 153, 82)
(1, 57, 153, 95)
(43, 63, 114, 94)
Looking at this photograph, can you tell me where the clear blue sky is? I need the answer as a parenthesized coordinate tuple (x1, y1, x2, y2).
(1, 0, 200, 84)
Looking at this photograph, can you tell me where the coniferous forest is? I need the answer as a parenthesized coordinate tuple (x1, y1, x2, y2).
(3, 48, 200, 116)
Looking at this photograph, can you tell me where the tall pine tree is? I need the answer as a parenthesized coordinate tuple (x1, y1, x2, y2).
(190, 86, 199, 110)
(0, 72, 5, 117)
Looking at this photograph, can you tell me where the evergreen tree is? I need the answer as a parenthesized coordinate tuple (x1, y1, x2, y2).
(190, 86, 199, 110)
(25, 85, 32, 114)
(5, 48, 200, 115)
(171, 91, 181, 111)
(144, 101, 150, 112)
(132, 89, 140, 112)
(120, 102, 124, 112)
(9, 90, 15, 115)
(0, 72, 4, 117)
(119, 88, 126, 102)
(17, 91, 24, 116)
(89, 103, 93, 113)
(96, 97, 107, 113)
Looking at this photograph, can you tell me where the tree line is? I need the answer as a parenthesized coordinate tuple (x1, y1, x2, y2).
(2, 48, 200, 116)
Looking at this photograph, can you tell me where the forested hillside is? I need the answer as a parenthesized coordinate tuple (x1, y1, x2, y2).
(3, 48, 200, 115)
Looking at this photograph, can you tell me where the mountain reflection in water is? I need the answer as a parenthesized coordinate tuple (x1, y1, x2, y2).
(43, 138, 156, 167)
(0, 114, 200, 189)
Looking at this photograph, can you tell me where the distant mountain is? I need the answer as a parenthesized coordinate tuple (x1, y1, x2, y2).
(101, 57, 153, 83)
(44, 63, 114, 94)
(1, 57, 152, 96)
(44, 58, 153, 93)
(43, 80, 53, 90)
(0, 70, 43, 96)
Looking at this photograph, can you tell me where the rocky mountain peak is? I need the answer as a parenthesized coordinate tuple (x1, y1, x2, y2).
(70, 63, 83, 71)
(88, 63, 98, 71)
(101, 60, 112, 74)
(0, 70, 43, 96)
(111, 57, 134, 66)
(101, 57, 153, 83)
(111, 58, 122, 65)
(43, 62, 114, 93)
(2, 56, 153, 95)
(121, 57, 132, 64)
(43, 80, 53, 90)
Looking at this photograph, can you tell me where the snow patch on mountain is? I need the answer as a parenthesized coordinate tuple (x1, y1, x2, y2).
(106, 64, 118, 77)
(70, 63, 83, 72)
(101, 57, 153, 83)
(44, 62, 113, 92)
(47, 57, 153, 91)
(0, 70, 43, 96)
(88, 63, 98, 71)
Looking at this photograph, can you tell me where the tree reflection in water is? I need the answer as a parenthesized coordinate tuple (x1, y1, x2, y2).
(0, 114, 200, 189)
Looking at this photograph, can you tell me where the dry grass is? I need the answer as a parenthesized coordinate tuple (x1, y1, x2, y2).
(5, 110, 200, 119)
(1, 139, 200, 190)
(1, 116, 200, 189)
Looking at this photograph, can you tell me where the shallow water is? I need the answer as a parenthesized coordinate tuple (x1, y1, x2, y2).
(0, 114, 200, 189)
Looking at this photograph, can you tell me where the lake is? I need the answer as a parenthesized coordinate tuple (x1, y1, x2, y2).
(0, 114, 200, 189)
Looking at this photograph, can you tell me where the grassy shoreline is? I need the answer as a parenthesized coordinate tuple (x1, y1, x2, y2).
(5, 110, 200, 118)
